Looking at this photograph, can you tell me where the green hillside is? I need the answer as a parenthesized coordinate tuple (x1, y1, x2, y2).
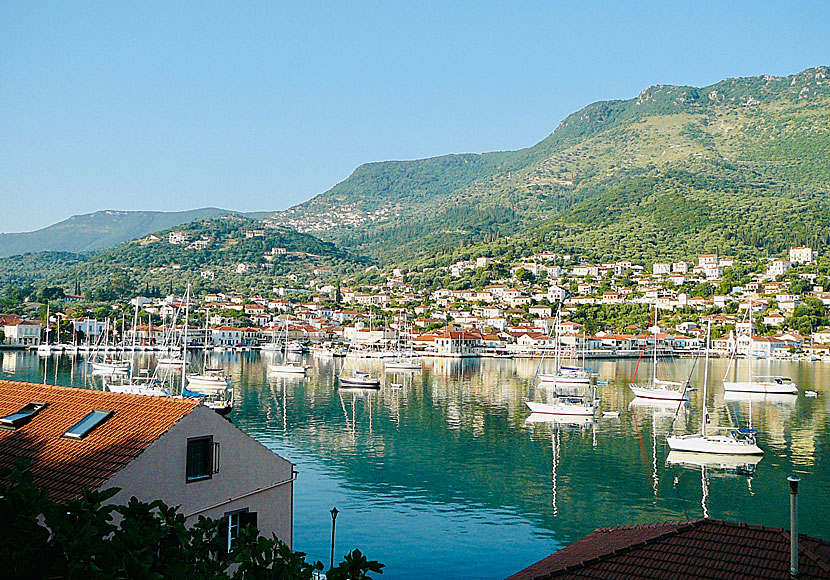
(269, 66, 830, 264)
(0, 208, 251, 258)
(4, 215, 364, 297)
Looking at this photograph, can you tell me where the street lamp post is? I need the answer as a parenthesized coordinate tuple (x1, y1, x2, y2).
(330, 507, 339, 570)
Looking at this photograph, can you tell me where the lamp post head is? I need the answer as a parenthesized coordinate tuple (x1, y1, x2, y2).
(788, 476, 800, 495)
(331, 507, 339, 520)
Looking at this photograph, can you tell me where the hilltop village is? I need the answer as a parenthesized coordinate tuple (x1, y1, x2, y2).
(3, 245, 827, 360)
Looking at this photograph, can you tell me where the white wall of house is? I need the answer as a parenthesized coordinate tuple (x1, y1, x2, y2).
(105, 405, 295, 548)
(3, 323, 42, 346)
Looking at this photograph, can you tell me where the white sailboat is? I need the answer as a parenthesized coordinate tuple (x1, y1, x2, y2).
(537, 307, 592, 386)
(628, 305, 687, 401)
(106, 300, 171, 397)
(524, 310, 596, 417)
(267, 316, 308, 374)
(525, 397, 595, 417)
(384, 316, 421, 370)
(723, 298, 797, 395)
(37, 303, 62, 355)
(186, 302, 231, 392)
(667, 321, 764, 456)
(339, 370, 381, 389)
(89, 319, 132, 374)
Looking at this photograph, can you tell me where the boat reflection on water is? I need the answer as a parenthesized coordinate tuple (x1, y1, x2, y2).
(723, 391, 798, 405)
(628, 396, 688, 414)
(525, 413, 595, 517)
(666, 451, 763, 475)
(666, 451, 762, 519)
(525, 413, 594, 427)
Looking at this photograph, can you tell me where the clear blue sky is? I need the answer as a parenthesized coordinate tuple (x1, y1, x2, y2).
(1, 1, 828, 233)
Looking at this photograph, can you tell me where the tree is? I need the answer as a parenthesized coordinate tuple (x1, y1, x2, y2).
(0, 462, 384, 580)
(691, 282, 714, 297)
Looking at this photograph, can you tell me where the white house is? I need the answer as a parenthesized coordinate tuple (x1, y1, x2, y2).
(789, 246, 813, 264)
(168, 231, 189, 245)
(0, 381, 295, 549)
(672, 261, 688, 274)
(432, 329, 481, 356)
(652, 263, 671, 275)
(72, 318, 108, 342)
(698, 254, 718, 267)
(3, 321, 42, 346)
(768, 259, 791, 278)
(211, 326, 243, 346)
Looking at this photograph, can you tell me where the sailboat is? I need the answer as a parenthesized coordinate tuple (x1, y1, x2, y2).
(89, 319, 132, 374)
(667, 321, 763, 455)
(339, 370, 381, 389)
(628, 304, 687, 401)
(157, 308, 185, 366)
(537, 307, 592, 386)
(267, 316, 308, 374)
(260, 325, 282, 352)
(524, 325, 596, 417)
(384, 315, 421, 370)
(37, 303, 61, 355)
(106, 299, 171, 396)
(722, 297, 797, 395)
(186, 303, 231, 392)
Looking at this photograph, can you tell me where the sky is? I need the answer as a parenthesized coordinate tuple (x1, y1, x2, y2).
(1, 1, 829, 233)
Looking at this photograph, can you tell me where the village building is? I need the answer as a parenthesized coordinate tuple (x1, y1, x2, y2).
(507, 517, 830, 580)
(789, 246, 814, 264)
(0, 381, 295, 549)
(3, 320, 42, 346)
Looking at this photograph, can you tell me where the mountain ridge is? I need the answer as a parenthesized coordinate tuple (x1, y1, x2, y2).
(267, 65, 830, 264)
(0, 208, 269, 258)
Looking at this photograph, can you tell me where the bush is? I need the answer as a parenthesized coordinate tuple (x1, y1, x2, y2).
(0, 461, 383, 580)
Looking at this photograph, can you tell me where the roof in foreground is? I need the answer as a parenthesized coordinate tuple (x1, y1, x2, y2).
(506, 519, 830, 580)
(0, 380, 198, 501)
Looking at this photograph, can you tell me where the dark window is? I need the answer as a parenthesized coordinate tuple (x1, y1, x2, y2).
(186, 436, 213, 481)
(0, 402, 48, 429)
(63, 410, 114, 439)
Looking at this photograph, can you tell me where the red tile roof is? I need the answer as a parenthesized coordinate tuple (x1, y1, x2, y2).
(506, 519, 830, 580)
(0, 380, 198, 502)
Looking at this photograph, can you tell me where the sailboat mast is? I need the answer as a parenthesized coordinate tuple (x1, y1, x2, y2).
(554, 308, 560, 371)
(180, 284, 191, 391)
(652, 304, 658, 385)
(748, 297, 753, 385)
(129, 299, 139, 381)
(701, 320, 711, 437)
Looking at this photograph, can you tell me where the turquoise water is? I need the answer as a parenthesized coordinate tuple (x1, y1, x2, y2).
(2, 350, 828, 579)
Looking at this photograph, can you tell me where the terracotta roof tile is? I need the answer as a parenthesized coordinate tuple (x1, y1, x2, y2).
(0, 380, 198, 502)
(506, 519, 830, 580)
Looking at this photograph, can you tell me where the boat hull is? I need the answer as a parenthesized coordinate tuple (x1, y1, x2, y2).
(186, 374, 230, 393)
(90, 361, 131, 374)
(628, 384, 687, 401)
(339, 376, 380, 388)
(267, 364, 307, 374)
(722, 380, 797, 395)
(666, 434, 763, 455)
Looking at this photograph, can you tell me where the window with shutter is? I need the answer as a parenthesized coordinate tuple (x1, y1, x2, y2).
(186, 436, 213, 482)
(223, 509, 258, 552)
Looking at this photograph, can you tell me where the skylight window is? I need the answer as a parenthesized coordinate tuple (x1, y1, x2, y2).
(0, 402, 48, 429)
(63, 409, 113, 439)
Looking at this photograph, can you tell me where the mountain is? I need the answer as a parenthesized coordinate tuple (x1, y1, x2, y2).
(268, 66, 830, 264)
(0, 208, 248, 258)
(36, 215, 364, 297)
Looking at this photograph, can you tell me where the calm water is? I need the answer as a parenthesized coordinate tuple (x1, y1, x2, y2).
(2, 350, 829, 579)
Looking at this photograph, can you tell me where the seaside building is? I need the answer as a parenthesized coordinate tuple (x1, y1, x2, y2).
(0, 380, 295, 548)
(507, 518, 830, 580)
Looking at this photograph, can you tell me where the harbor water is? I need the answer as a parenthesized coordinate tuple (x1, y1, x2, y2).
(2, 350, 828, 579)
